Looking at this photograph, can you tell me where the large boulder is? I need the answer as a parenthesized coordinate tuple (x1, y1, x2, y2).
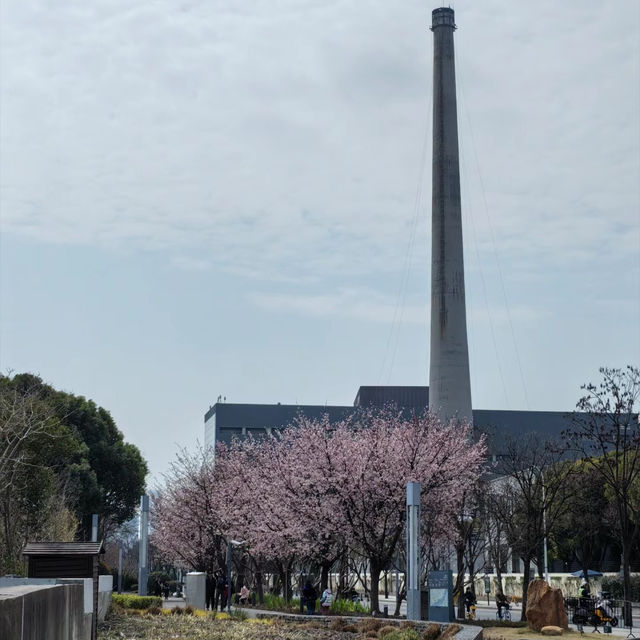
(526, 579, 568, 632)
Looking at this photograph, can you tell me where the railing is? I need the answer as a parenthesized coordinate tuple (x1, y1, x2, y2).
(564, 596, 634, 633)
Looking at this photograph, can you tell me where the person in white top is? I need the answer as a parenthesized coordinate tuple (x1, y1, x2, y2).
(320, 587, 333, 614)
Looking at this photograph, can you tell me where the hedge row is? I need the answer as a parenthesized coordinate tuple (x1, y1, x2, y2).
(111, 594, 163, 610)
(601, 576, 640, 602)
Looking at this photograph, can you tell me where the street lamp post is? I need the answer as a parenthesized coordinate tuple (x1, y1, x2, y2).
(542, 477, 549, 584)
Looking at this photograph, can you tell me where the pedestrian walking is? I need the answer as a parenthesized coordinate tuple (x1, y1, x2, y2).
(320, 586, 333, 615)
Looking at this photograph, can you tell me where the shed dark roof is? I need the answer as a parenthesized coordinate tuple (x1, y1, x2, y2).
(22, 542, 104, 556)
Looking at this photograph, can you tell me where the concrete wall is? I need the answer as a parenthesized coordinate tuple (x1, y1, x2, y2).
(0, 583, 90, 640)
(98, 576, 113, 621)
(0, 576, 112, 620)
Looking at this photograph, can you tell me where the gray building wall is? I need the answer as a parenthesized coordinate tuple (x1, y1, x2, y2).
(205, 386, 578, 452)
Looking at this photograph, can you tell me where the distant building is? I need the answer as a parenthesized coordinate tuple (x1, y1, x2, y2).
(204, 385, 573, 452)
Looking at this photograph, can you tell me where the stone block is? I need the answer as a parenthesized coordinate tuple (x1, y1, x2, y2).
(185, 572, 206, 611)
(541, 626, 564, 635)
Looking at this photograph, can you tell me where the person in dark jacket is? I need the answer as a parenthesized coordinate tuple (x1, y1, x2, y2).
(302, 581, 317, 615)
(463, 588, 476, 617)
(205, 572, 215, 611)
(215, 572, 225, 611)
(496, 592, 509, 619)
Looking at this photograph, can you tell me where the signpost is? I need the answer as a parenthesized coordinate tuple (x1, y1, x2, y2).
(428, 570, 454, 622)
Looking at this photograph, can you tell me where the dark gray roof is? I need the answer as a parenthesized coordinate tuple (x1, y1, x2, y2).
(354, 386, 429, 409)
(22, 542, 104, 556)
(206, 402, 353, 428)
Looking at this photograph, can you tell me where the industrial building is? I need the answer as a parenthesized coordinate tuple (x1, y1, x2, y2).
(204, 385, 573, 451)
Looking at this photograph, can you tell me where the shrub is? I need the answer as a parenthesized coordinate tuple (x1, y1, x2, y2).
(601, 575, 640, 601)
(110, 594, 162, 610)
(331, 597, 370, 615)
(183, 605, 195, 615)
(260, 593, 301, 613)
(378, 625, 400, 637)
(381, 630, 421, 640)
(359, 618, 383, 632)
(170, 606, 184, 615)
(439, 623, 461, 640)
(422, 623, 441, 640)
(146, 606, 162, 616)
(343, 624, 359, 633)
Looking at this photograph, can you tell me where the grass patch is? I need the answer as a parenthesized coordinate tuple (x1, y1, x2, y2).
(111, 594, 162, 610)
(99, 611, 361, 638)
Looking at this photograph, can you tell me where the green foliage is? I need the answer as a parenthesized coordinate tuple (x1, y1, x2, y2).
(0, 372, 147, 559)
(111, 594, 162, 610)
(260, 593, 301, 613)
(602, 575, 640, 601)
(330, 597, 369, 615)
(0, 374, 83, 573)
(229, 608, 248, 620)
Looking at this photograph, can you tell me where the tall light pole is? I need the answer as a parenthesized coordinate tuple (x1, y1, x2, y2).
(406, 482, 421, 620)
(541, 472, 549, 584)
(138, 495, 150, 596)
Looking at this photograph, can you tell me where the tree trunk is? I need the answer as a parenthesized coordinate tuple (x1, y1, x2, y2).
(284, 566, 292, 603)
(621, 543, 632, 627)
(256, 570, 264, 605)
(455, 544, 465, 619)
(369, 559, 382, 614)
(521, 557, 531, 621)
(338, 551, 348, 596)
(394, 582, 406, 617)
(495, 566, 504, 596)
(320, 560, 331, 591)
(273, 567, 283, 596)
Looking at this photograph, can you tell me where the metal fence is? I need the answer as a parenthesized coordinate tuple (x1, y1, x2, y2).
(564, 595, 634, 633)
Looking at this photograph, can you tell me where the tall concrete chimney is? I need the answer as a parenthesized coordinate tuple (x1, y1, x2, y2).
(429, 7, 473, 423)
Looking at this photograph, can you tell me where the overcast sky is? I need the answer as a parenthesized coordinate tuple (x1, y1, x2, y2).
(1, 0, 639, 483)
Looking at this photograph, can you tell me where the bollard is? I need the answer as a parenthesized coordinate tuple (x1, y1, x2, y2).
(384, 606, 388, 618)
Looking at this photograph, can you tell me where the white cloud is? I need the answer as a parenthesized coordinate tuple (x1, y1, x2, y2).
(247, 288, 428, 325)
(0, 0, 638, 284)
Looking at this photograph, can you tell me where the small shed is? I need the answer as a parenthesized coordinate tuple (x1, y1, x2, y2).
(23, 541, 104, 640)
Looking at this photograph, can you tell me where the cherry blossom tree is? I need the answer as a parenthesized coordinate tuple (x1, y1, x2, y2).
(152, 447, 228, 572)
(152, 407, 485, 613)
